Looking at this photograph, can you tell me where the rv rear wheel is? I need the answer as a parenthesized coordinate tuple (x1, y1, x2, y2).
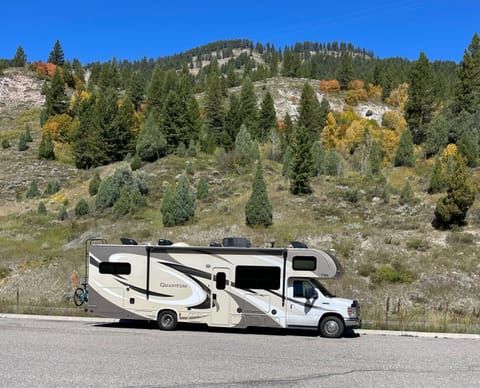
(157, 310, 177, 331)
(319, 316, 344, 338)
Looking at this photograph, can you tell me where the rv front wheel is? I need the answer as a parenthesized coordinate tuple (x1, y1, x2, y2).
(157, 310, 177, 331)
(319, 316, 344, 338)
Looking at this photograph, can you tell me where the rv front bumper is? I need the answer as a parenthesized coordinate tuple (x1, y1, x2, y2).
(345, 318, 361, 329)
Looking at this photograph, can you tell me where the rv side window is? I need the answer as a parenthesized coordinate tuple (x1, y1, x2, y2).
(292, 256, 316, 271)
(235, 266, 280, 290)
(99, 262, 131, 275)
(216, 272, 226, 290)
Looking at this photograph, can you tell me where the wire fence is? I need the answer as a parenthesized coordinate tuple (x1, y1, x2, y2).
(2, 290, 480, 334)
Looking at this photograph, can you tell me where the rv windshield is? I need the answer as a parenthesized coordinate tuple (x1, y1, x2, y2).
(311, 279, 335, 298)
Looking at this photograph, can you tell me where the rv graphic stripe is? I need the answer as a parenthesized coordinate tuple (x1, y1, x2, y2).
(115, 279, 174, 298)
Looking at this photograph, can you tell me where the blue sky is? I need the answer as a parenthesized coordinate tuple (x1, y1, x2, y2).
(1, 0, 478, 64)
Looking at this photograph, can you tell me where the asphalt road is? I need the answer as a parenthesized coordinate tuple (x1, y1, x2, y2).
(1, 315, 479, 388)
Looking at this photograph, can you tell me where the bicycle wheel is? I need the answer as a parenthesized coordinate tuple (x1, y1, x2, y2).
(73, 288, 85, 306)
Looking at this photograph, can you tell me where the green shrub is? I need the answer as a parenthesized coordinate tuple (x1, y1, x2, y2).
(24, 126, 33, 142)
(58, 206, 68, 221)
(18, 133, 28, 151)
(245, 163, 272, 227)
(112, 186, 146, 218)
(372, 264, 414, 284)
(95, 167, 147, 210)
(357, 262, 376, 277)
(406, 238, 430, 251)
(1, 138, 10, 149)
(26, 180, 40, 199)
(74, 198, 90, 217)
(185, 161, 195, 175)
(38, 133, 55, 160)
(176, 142, 187, 157)
(44, 180, 61, 196)
(130, 155, 143, 171)
(37, 201, 47, 215)
(88, 173, 101, 196)
(344, 188, 359, 204)
(399, 181, 416, 205)
(196, 177, 209, 200)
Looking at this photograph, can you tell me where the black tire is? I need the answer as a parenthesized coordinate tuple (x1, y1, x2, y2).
(157, 310, 178, 331)
(319, 316, 345, 338)
(73, 288, 85, 306)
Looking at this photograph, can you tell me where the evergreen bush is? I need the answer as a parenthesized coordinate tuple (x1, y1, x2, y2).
(196, 177, 209, 200)
(74, 198, 90, 217)
(58, 206, 68, 221)
(245, 163, 273, 226)
(18, 133, 28, 151)
(89, 173, 101, 196)
(37, 201, 47, 215)
(26, 181, 39, 199)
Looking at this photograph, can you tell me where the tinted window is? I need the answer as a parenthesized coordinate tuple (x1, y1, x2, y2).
(99, 262, 131, 275)
(235, 266, 280, 290)
(216, 272, 226, 290)
(292, 256, 316, 271)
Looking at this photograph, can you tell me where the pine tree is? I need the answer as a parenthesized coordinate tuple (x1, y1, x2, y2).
(127, 71, 145, 111)
(399, 181, 415, 206)
(311, 141, 325, 176)
(281, 113, 295, 154)
(368, 140, 383, 176)
(452, 33, 480, 115)
(394, 129, 415, 167)
(196, 177, 209, 200)
(44, 68, 68, 119)
(204, 61, 225, 147)
(224, 93, 242, 151)
(405, 52, 435, 144)
(161, 184, 176, 227)
(48, 40, 65, 66)
(38, 133, 55, 160)
(458, 130, 478, 167)
(89, 173, 101, 196)
(18, 132, 28, 151)
(298, 82, 322, 138)
(433, 154, 476, 228)
(258, 91, 277, 143)
(172, 176, 196, 225)
(245, 162, 273, 227)
(112, 97, 136, 157)
(96, 87, 120, 163)
(239, 77, 259, 139)
(145, 65, 165, 122)
(72, 97, 107, 169)
(12, 46, 26, 67)
(290, 126, 313, 195)
(428, 156, 445, 194)
(136, 113, 167, 162)
(337, 52, 355, 90)
(235, 124, 259, 166)
(37, 201, 47, 215)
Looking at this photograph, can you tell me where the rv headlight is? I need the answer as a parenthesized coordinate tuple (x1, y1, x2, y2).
(348, 301, 359, 317)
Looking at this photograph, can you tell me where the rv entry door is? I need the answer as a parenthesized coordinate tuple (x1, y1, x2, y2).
(211, 268, 230, 326)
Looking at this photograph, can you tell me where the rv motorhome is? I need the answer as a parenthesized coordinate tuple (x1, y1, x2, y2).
(85, 238, 360, 338)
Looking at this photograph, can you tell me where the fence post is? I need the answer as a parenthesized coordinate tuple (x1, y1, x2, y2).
(16, 288, 19, 311)
(385, 295, 390, 329)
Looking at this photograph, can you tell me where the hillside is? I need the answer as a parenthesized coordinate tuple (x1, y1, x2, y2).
(0, 53, 480, 333)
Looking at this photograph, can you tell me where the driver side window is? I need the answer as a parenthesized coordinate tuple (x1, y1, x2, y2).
(293, 280, 314, 298)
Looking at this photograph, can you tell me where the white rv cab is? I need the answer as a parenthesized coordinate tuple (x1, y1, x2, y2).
(85, 238, 360, 338)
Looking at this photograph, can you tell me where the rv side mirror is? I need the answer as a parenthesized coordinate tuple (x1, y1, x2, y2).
(305, 288, 318, 300)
